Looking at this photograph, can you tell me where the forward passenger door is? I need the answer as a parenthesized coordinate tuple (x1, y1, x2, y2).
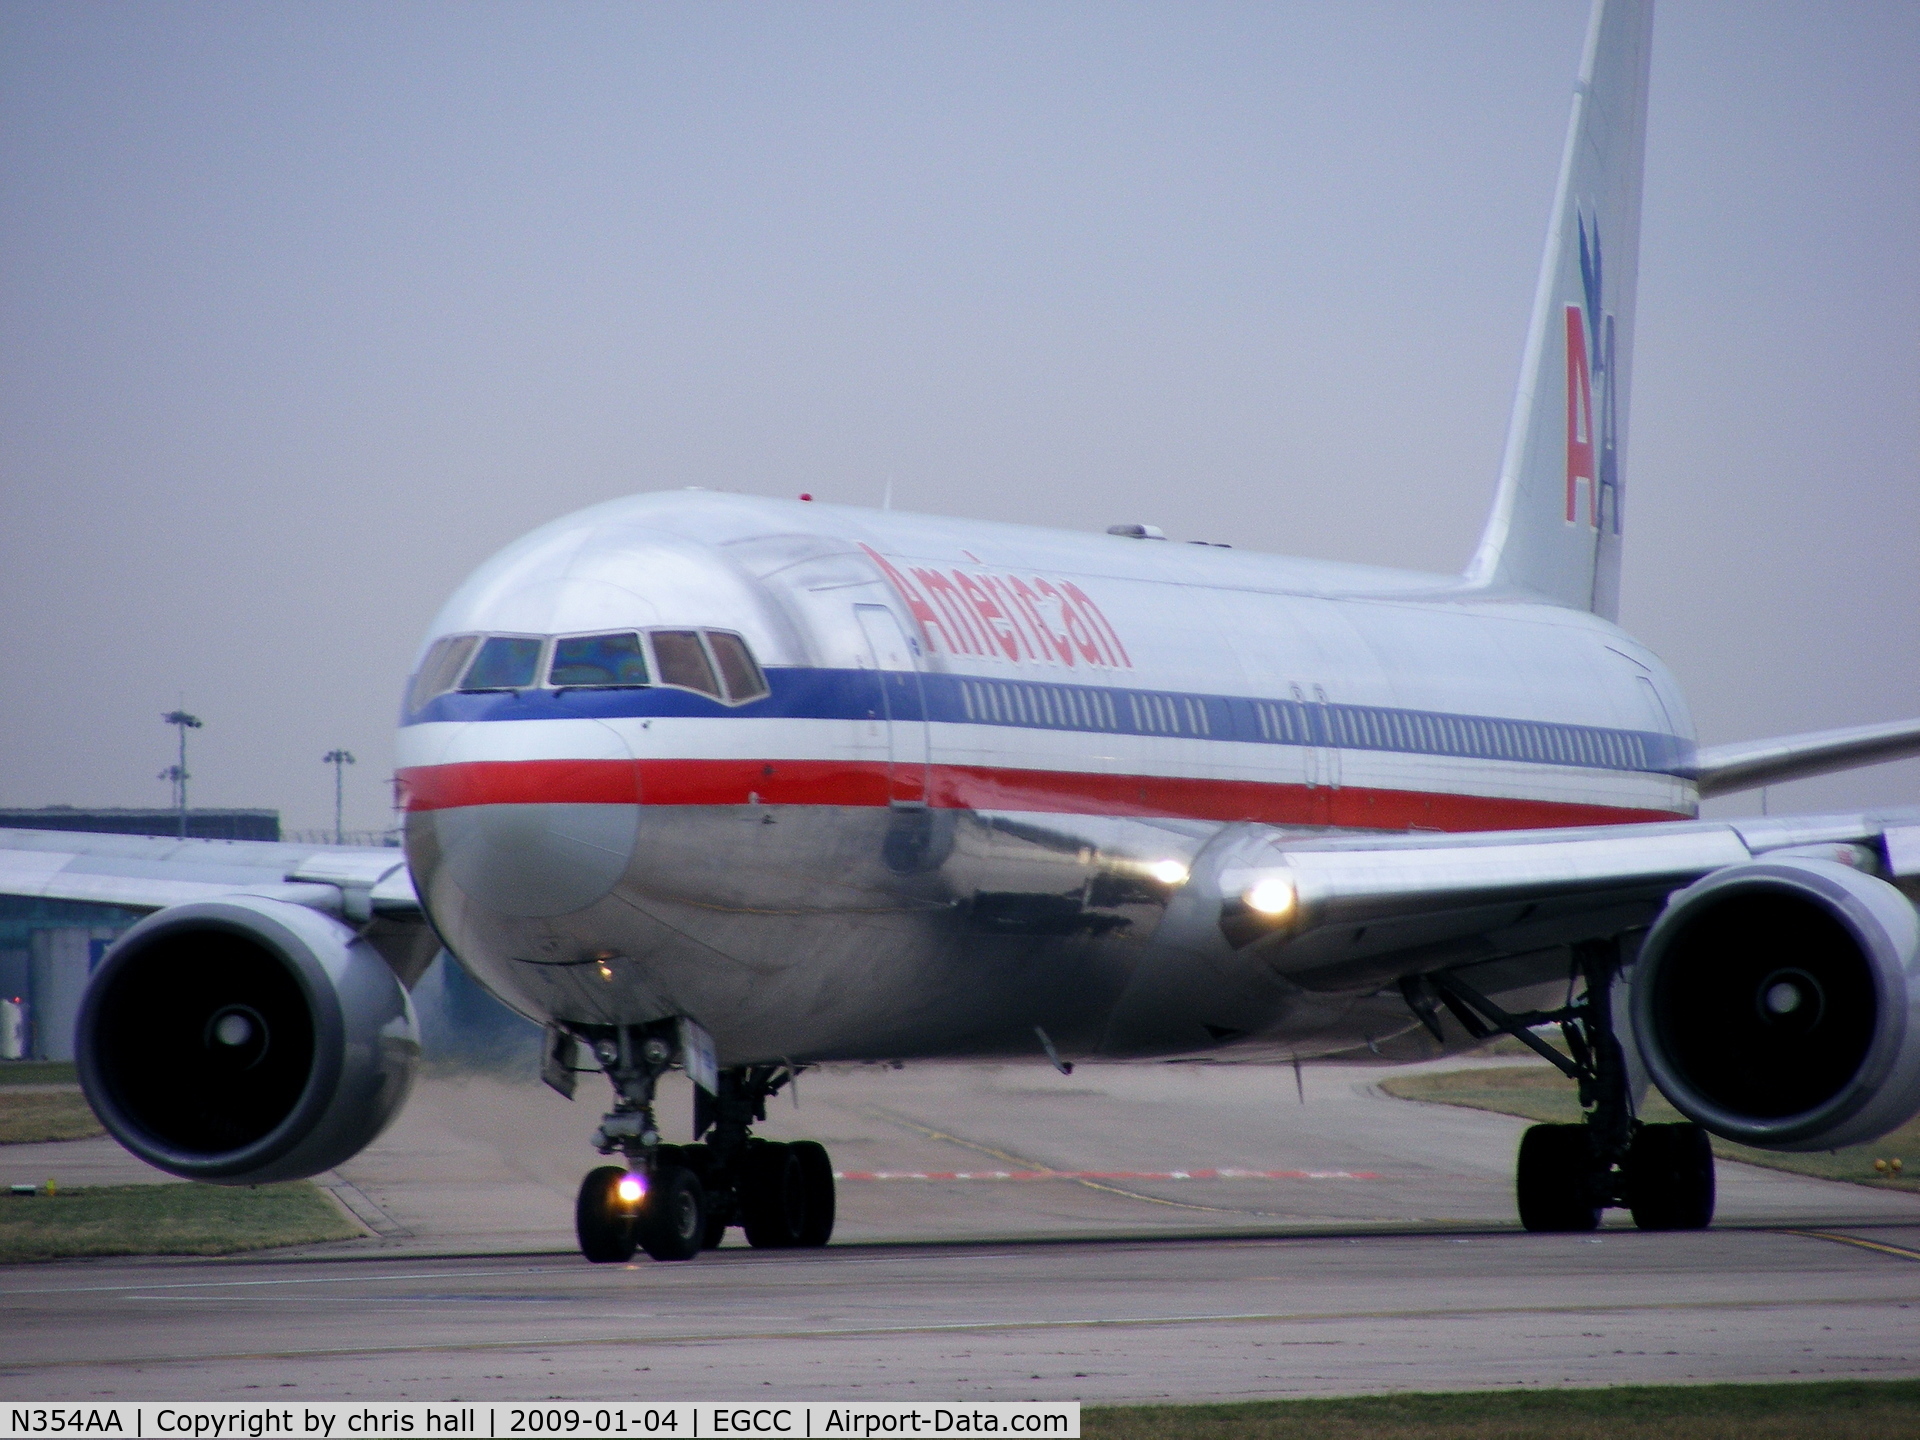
(854, 604, 932, 806)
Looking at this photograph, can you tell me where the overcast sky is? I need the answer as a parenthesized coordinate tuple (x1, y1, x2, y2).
(2, 0, 1914, 836)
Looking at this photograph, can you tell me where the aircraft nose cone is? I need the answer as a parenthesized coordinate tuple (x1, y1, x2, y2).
(430, 718, 640, 918)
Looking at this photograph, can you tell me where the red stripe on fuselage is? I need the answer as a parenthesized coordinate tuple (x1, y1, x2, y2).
(396, 759, 1685, 830)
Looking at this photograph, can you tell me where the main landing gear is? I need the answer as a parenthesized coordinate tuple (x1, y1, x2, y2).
(1404, 939, 1715, 1233)
(565, 1021, 836, 1263)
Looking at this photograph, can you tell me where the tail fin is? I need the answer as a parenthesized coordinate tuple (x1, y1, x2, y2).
(1463, 0, 1654, 619)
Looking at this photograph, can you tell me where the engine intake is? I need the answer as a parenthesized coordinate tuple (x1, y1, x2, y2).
(1631, 857, 1920, 1152)
(77, 896, 419, 1185)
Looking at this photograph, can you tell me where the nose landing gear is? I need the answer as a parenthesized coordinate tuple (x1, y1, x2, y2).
(565, 1023, 836, 1263)
(568, 1023, 708, 1262)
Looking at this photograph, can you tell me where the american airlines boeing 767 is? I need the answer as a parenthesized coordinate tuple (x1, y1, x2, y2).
(6, 0, 1919, 1262)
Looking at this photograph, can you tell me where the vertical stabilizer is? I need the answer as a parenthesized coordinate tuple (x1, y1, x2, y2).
(1463, 0, 1653, 619)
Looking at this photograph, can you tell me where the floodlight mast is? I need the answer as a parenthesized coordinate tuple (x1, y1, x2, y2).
(323, 749, 356, 845)
(161, 711, 202, 838)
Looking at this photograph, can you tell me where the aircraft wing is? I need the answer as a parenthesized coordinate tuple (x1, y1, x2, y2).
(1680, 717, 1920, 798)
(0, 826, 419, 921)
(0, 823, 439, 990)
(1205, 807, 1920, 993)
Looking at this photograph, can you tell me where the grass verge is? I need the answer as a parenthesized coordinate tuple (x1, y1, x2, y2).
(1086, 1380, 1920, 1439)
(0, 1181, 363, 1262)
(0, 1061, 78, 1086)
(0, 1089, 104, 1143)
(1379, 1065, 1919, 1193)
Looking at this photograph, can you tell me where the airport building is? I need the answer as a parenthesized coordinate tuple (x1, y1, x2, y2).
(0, 805, 281, 841)
(0, 807, 281, 1060)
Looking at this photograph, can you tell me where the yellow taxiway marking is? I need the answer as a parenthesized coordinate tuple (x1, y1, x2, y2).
(1783, 1229, 1920, 1263)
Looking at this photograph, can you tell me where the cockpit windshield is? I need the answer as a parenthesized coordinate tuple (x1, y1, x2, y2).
(549, 632, 649, 687)
(406, 627, 770, 710)
(407, 634, 480, 712)
(460, 635, 544, 691)
(705, 631, 769, 703)
(650, 630, 722, 700)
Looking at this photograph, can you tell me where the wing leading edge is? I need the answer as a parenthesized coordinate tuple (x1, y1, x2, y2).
(0, 826, 418, 919)
(1208, 807, 1920, 995)
(1681, 717, 1920, 799)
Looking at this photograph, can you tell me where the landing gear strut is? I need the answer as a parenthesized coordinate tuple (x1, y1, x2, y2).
(1407, 938, 1714, 1233)
(568, 1020, 707, 1262)
(695, 1066, 835, 1249)
(566, 1025, 836, 1263)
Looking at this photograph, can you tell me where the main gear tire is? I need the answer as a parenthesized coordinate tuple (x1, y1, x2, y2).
(1516, 1123, 1603, 1232)
(1626, 1122, 1715, 1231)
(792, 1140, 835, 1248)
(740, 1140, 808, 1248)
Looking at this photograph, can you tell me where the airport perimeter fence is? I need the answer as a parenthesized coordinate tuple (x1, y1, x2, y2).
(282, 829, 403, 848)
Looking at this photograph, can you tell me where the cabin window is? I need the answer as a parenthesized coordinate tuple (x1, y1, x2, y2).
(461, 635, 543, 691)
(651, 630, 722, 700)
(407, 634, 480, 712)
(550, 632, 649, 687)
(705, 631, 769, 703)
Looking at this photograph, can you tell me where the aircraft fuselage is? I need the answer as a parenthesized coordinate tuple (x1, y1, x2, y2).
(396, 490, 1695, 1067)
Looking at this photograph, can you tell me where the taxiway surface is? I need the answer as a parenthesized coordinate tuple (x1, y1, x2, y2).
(3, 1060, 1916, 1401)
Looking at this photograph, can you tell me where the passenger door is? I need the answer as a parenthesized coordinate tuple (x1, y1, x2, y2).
(1292, 682, 1336, 825)
(854, 604, 932, 805)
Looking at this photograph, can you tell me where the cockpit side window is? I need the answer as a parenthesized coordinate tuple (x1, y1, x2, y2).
(704, 631, 769, 703)
(460, 635, 544, 691)
(407, 634, 480, 713)
(649, 630, 722, 700)
(549, 632, 649, 687)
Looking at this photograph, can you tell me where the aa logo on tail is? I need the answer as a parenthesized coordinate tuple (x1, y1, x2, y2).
(1566, 212, 1622, 535)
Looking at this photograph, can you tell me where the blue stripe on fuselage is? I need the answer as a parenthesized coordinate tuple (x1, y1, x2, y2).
(403, 667, 1691, 778)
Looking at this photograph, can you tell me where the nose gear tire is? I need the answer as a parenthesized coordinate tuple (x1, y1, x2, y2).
(576, 1165, 638, 1263)
(637, 1164, 707, 1262)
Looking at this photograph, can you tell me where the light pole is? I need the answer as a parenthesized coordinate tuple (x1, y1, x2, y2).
(161, 711, 202, 838)
(323, 749, 356, 845)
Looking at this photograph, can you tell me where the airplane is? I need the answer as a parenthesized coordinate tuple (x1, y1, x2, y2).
(4, 0, 1919, 1263)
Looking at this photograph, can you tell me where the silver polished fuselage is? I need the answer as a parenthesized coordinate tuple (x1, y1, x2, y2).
(398, 490, 1696, 1066)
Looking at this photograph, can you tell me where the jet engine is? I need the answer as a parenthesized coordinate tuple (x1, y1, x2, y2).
(1631, 857, 1920, 1152)
(76, 896, 419, 1185)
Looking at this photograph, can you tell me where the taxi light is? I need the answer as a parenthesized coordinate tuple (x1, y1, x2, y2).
(1147, 859, 1189, 886)
(616, 1174, 645, 1205)
(1243, 877, 1296, 918)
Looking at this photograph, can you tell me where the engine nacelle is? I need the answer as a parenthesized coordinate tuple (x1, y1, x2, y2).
(76, 896, 419, 1185)
(1631, 857, 1920, 1152)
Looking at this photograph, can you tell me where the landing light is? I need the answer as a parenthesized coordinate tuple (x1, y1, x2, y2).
(1243, 877, 1296, 918)
(616, 1175, 645, 1205)
(1147, 859, 1189, 886)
